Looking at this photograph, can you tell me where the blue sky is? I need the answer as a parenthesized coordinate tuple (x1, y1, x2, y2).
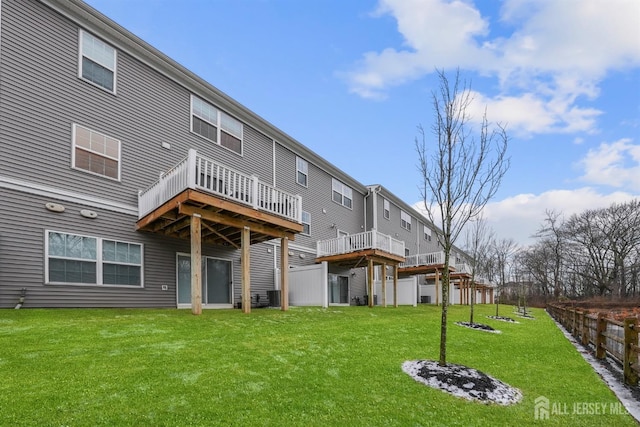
(85, 0, 640, 246)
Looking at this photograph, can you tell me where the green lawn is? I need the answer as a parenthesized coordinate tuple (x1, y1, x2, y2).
(0, 304, 635, 426)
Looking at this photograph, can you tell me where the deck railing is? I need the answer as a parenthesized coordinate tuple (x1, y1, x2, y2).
(316, 230, 405, 258)
(400, 251, 444, 268)
(138, 149, 302, 223)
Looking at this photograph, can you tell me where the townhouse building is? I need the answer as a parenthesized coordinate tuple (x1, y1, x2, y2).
(0, 0, 492, 312)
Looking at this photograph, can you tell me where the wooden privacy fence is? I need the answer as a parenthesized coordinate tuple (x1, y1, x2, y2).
(547, 304, 639, 386)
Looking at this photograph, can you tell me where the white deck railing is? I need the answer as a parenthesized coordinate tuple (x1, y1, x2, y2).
(316, 230, 405, 258)
(400, 251, 445, 268)
(453, 262, 472, 274)
(138, 149, 302, 223)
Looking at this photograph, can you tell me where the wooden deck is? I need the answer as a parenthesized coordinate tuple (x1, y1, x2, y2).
(398, 264, 454, 278)
(315, 248, 405, 268)
(136, 189, 302, 247)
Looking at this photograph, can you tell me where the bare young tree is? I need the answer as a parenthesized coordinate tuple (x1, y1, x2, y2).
(491, 237, 518, 316)
(534, 210, 566, 298)
(464, 215, 494, 324)
(416, 69, 510, 366)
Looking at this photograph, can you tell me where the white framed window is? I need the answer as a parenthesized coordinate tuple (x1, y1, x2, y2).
(296, 157, 308, 187)
(400, 210, 412, 231)
(191, 95, 243, 155)
(79, 30, 116, 93)
(301, 211, 311, 235)
(332, 178, 352, 209)
(405, 248, 410, 257)
(383, 199, 390, 220)
(46, 231, 143, 287)
(424, 225, 432, 241)
(72, 124, 121, 180)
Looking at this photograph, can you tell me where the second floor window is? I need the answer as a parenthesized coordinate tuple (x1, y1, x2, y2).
(191, 96, 243, 155)
(332, 178, 352, 209)
(79, 30, 116, 92)
(72, 124, 121, 180)
(383, 199, 390, 219)
(301, 211, 311, 235)
(296, 157, 308, 187)
(424, 225, 432, 241)
(401, 210, 412, 231)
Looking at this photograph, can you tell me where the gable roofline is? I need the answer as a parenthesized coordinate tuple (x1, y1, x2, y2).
(40, 0, 367, 195)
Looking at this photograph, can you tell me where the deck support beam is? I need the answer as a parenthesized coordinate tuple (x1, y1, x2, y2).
(280, 237, 289, 311)
(241, 226, 251, 314)
(368, 259, 375, 307)
(381, 263, 387, 307)
(393, 264, 398, 308)
(190, 214, 202, 315)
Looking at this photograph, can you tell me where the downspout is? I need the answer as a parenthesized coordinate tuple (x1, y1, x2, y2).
(364, 187, 370, 231)
(14, 288, 26, 309)
(371, 185, 380, 231)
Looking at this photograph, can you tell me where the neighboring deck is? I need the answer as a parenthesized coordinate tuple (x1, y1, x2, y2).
(136, 149, 303, 246)
(398, 251, 453, 277)
(315, 230, 405, 268)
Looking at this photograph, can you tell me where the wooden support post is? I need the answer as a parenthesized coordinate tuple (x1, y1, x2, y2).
(393, 264, 398, 308)
(464, 280, 469, 305)
(190, 214, 202, 315)
(624, 317, 638, 386)
(367, 259, 374, 307)
(581, 312, 590, 346)
(434, 269, 440, 305)
(280, 237, 289, 311)
(596, 312, 607, 359)
(381, 263, 387, 308)
(459, 281, 463, 305)
(241, 226, 251, 314)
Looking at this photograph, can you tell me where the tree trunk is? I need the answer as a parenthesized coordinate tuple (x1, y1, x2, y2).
(439, 252, 450, 366)
(469, 280, 475, 324)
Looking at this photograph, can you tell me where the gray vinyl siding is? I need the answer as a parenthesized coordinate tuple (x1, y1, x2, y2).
(0, 187, 271, 309)
(0, 0, 465, 310)
(246, 242, 277, 305)
(0, 188, 174, 308)
(374, 191, 440, 256)
(0, 0, 274, 207)
(274, 143, 366, 248)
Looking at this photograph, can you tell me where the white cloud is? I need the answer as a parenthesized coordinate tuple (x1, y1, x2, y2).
(466, 90, 601, 136)
(345, 0, 640, 134)
(577, 138, 640, 190)
(482, 188, 639, 246)
(497, 0, 640, 77)
(413, 188, 639, 247)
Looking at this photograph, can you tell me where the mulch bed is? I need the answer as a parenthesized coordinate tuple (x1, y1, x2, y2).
(402, 360, 522, 405)
(486, 315, 518, 323)
(455, 321, 501, 333)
